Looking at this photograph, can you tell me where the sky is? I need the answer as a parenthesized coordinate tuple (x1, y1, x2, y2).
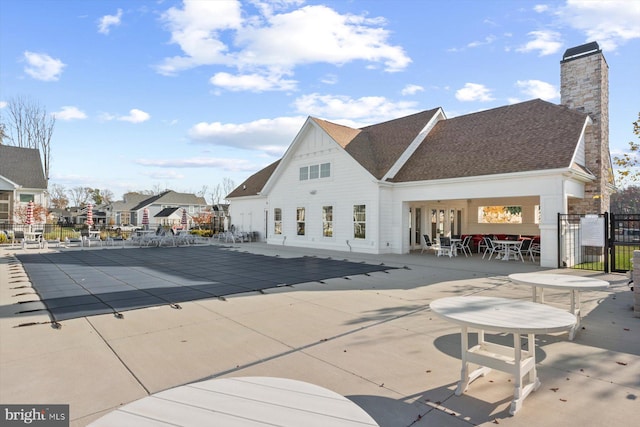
(1, 0, 639, 203)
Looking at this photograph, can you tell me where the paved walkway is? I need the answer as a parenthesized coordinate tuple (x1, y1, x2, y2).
(0, 242, 637, 426)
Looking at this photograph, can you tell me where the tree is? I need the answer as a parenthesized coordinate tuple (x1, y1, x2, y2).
(68, 186, 92, 207)
(49, 183, 69, 209)
(222, 177, 236, 200)
(2, 96, 55, 180)
(613, 112, 640, 187)
(610, 185, 640, 213)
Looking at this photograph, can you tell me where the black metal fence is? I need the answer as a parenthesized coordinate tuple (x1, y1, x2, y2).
(610, 213, 640, 273)
(558, 212, 639, 273)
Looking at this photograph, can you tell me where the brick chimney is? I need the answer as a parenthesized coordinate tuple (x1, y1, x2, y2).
(560, 41, 613, 214)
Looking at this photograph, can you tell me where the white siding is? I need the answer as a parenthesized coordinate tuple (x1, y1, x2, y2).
(266, 125, 381, 253)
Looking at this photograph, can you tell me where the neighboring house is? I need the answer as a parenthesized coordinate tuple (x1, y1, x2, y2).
(0, 145, 48, 224)
(105, 190, 208, 228)
(227, 42, 615, 268)
(154, 207, 190, 228)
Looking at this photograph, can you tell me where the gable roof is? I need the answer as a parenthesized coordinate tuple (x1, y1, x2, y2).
(154, 207, 180, 218)
(227, 99, 589, 197)
(226, 160, 280, 198)
(390, 99, 589, 182)
(131, 190, 207, 211)
(0, 145, 47, 189)
(313, 109, 441, 179)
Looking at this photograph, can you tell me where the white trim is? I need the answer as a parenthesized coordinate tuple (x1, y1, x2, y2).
(383, 108, 446, 181)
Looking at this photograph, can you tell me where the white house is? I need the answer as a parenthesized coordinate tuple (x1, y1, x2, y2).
(0, 145, 48, 225)
(227, 42, 615, 268)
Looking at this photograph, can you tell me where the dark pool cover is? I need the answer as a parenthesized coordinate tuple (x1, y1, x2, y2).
(16, 246, 395, 322)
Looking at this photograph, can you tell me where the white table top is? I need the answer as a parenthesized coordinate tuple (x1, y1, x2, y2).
(430, 296, 576, 334)
(508, 273, 609, 291)
(90, 376, 379, 427)
(493, 240, 521, 244)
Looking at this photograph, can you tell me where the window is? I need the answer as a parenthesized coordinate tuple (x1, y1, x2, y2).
(322, 206, 333, 237)
(477, 206, 522, 224)
(353, 205, 366, 239)
(299, 162, 331, 180)
(296, 207, 305, 235)
(309, 164, 319, 179)
(299, 166, 309, 181)
(19, 194, 35, 203)
(534, 205, 540, 224)
(274, 208, 282, 235)
(320, 162, 330, 178)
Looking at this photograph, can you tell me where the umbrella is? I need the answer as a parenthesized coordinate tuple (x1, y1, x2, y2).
(86, 203, 94, 227)
(181, 209, 188, 230)
(26, 201, 34, 231)
(142, 208, 149, 230)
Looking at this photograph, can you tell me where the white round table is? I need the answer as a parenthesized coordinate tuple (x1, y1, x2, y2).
(508, 273, 609, 339)
(430, 296, 576, 415)
(90, 376, 379, 426)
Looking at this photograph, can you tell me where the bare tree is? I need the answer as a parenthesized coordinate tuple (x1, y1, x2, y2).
(3, 96, 55, 180)
(0, 123, 7, 144)
(197, 185, 209, 203)
(222, 177, 236, 200)
(101, 189, 114, 205)
(211, 183, 223, 204)
(49, 183, 69, 209)
(68, 186, 92, 207)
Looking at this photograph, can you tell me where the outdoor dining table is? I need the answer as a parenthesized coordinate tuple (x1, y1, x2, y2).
(430, 296, 576, 415)
(508, 273, 610, 340)
(493, 239, 521, 261)
(89, 376, 379, 426)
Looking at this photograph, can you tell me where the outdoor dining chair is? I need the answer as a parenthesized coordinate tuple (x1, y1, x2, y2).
(437, 237, 454, 257)
(421, 234, 436, 254)
(513, 238, 533, 262)
(456, 235, 472, 257)
(481, 237, 504, 260)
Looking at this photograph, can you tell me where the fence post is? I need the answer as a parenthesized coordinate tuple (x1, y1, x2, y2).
(634, 250, 640, 318)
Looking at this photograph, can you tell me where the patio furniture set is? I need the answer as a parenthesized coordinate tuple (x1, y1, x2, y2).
(431, 272, 609, 415)
(422, 234, 539, 262)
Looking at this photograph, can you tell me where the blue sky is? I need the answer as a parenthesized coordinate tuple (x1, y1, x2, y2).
(1, 0, 639, 202)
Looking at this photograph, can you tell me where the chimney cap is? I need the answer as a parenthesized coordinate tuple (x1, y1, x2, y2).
(562, 41, 600, 61)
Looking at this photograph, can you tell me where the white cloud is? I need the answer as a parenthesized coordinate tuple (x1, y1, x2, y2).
(136, 157, 258, 172)
(209, 71, 297, 92)
(23, 51, 66, 81)
(145, 170, 185, 180)
(293, 93, 419, 122)
(0, 101, 7, 109)
(533, 4, 549, 13)
(455, 83, 495, 102)
(515, 80, 559, 101)
(97, 9, 123, 35)
(559, 0, 640, 51)
(516, 30, 563, 56)
(157, 1, 411, 90)
(53, 106, 87, 120)
(467, 35, 497, 48)
(188, 115, 305, 156)
(401, 84, 424, 96)
(118, 109, 151, 123)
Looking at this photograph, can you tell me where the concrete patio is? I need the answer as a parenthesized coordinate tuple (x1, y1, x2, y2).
(0, 241, 637, 426)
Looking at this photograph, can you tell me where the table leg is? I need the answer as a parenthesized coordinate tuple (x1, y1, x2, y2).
(456, 326, 470, 395)
(568, 290, 580, 340)
(509, 333, 541, 415)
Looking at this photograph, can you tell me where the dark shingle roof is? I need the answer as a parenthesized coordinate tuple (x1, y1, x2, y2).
(226, 160, 280, 198)
(390, 99, 588, 182)
(0, 145, 47, 188)
(227, 100, 588, 197)
(315, 109, 441, 179)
